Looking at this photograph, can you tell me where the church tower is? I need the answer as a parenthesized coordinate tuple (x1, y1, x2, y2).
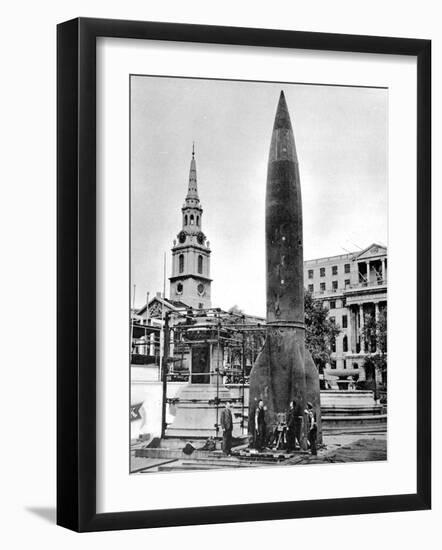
(169, 145, 212, 309)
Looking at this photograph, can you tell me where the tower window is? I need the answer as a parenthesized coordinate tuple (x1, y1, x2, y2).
(179, 254, 184, 273)
(190, 214, 195, 225)
(197, 215, 200, 225)
(198, 255, 203, 274)
(184, 215, 188, 225)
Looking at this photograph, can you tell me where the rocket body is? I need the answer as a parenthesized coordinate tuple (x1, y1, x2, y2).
(249, 92, 320, 441)
(266, 93, 304, 326)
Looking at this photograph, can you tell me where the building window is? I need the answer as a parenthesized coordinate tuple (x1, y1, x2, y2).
(330, 360, 337, 369)
(179, 254, 184, 273)
(197, 255, 203, 274)
(320, 282, 326, 291)
(320, 267, 325, 277)
(353, 362, 359, 369)
(345, 263, 350, 273)
(198, 303, 204, 309)
(308, 269, 314, 279)
(343, 335, 348, 352)
(332, 265, 338, 275)
(308, 284, 314, 293)
(345, 279, 350, 287)
(342, 315, 348, 328)
(332, 280, 338, 291)
(331, 339, 336, 353)
(330, 300, 336, 309)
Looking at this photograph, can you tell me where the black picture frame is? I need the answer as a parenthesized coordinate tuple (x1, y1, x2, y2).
(57, 17, 431, 532)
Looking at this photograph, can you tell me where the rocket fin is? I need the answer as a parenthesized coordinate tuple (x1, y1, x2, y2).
(249, 327, 307, 435)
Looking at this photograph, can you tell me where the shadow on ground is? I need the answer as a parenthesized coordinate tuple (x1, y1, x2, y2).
(287, 438, 387, 465)
(26, 507, 56, 524)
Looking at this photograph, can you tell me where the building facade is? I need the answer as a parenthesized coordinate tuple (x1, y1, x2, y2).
(304, 243, 387, 383)
(169, 146, 212, 309)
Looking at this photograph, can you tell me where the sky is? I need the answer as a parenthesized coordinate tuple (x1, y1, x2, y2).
(131, 76, 387, 317)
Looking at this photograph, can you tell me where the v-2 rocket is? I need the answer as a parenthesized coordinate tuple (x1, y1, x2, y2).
(249, 91, 321, 443)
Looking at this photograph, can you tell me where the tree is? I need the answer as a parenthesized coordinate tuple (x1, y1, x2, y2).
(227, 305, 244, 316)
(304, 291, 341, 381)
(360, 309, 387, 398)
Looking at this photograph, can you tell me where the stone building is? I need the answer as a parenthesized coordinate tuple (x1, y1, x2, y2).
(133, 147, 217, 385)
(304, 243, 387, 384)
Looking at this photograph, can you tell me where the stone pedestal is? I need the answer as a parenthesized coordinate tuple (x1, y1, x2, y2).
(320, 390, 386, 433)
(166, 383, 232, 439)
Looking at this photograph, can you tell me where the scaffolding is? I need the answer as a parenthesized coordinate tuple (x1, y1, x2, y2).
(134, 306, 267, 439)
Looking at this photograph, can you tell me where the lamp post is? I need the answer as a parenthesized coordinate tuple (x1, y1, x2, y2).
(161, 311, 170, 439)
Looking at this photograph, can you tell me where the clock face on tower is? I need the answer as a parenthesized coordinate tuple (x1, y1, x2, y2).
(178, 231, 186, 244)
(197, 232, 204, 245)
(176, 282, 183, 294)
(197, 283, 205, 295)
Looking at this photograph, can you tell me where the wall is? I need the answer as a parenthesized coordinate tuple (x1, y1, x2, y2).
(131, 380, 186, 439)
(0, 0, 440, 548)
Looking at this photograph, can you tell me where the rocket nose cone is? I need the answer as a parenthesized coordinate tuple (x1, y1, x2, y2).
(268, 91, 298, 163)
(273, 90, 292, 131)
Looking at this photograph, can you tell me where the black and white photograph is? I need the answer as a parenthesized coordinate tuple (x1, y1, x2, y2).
(130, 76, 388, 474)
(0, 0, 435, 543)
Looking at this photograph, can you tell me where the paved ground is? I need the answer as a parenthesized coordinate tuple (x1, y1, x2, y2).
(286, 436, 387, 465)
(130, 432, 387, 473)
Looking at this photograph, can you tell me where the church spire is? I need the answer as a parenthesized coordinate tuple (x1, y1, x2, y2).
(170, 145, 212, 309)
(186, 143, 199, 201)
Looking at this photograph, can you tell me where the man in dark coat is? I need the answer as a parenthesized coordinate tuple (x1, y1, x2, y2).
(254, 399, 267, 451)
(305, 401, 318, 455)
(220, 401, 233, 455)
(286, 400, 297, 451)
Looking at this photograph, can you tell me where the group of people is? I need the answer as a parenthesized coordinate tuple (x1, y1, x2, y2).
(219, 398, 318, 456)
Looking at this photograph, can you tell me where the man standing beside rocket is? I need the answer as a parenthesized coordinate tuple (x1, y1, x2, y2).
(249, 91, 322, 450)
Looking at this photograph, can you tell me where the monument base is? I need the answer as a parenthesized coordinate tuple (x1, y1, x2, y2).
(320, 390, 387, 433)
(166, 383, 233, 439)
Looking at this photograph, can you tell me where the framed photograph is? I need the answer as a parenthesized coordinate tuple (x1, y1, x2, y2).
(57, 17, 431, 532)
